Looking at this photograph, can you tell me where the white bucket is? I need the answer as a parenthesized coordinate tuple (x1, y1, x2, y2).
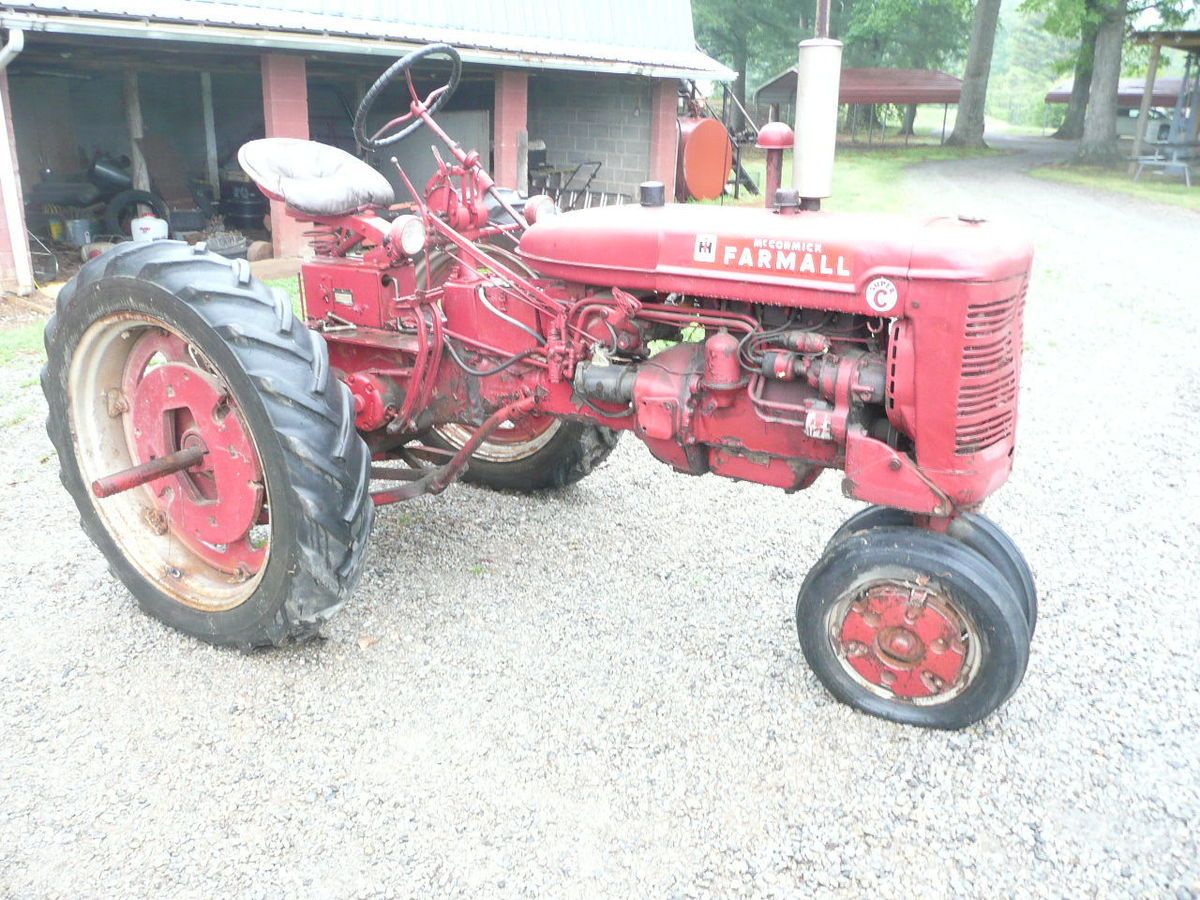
(64, 218, 92, 247)
(131, 214, 169, 242)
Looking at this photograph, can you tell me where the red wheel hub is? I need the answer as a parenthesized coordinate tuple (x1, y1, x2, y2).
(123, 331, 266, 576)
(837, 583, 967, 699)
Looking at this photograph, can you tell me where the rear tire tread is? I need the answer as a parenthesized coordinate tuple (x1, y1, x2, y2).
(42, 240, 374, 649)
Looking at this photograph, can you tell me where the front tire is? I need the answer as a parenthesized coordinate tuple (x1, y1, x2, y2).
(797, 527, 1030, 730)
(42, 240, 374, 648)
(826, 505, 1037, 634)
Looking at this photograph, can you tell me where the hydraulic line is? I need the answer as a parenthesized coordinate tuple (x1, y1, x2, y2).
(476, 285, 546, 345)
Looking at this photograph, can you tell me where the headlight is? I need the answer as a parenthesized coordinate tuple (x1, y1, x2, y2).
(388, 215, 427, 256)
(524, 194, 559, 225)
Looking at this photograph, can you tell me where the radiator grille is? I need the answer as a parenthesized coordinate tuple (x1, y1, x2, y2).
(955, 286, 1025, 454)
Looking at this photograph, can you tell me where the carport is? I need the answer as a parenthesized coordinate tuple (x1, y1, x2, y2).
(754, 67, 963, 143)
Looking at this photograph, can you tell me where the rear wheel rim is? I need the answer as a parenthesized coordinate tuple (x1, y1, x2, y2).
(433, 417, 561, 463)
(68, 313, 270, 612)
(827, 579, 982, 706)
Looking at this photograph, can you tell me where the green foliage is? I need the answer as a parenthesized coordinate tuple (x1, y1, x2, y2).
(986, 7, 1077, 127)
(840, 0, 973, 69)
(693, 0, 807, 90)
(0, 321, 45, 368)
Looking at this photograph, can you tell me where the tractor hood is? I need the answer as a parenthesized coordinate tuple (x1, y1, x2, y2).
(518, 204, 1032, 312)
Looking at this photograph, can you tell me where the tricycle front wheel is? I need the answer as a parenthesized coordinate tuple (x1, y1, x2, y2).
(797, 527, 1030, 730)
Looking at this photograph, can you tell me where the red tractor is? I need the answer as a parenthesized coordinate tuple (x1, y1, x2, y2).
(42, 45, 1035, 729)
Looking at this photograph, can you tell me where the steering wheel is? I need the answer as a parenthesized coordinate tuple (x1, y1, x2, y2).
(353, 44, 462, 152)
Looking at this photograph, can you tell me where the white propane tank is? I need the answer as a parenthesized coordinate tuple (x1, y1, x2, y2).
(131, 213, 168, 242)
(791, 38, 844, 203)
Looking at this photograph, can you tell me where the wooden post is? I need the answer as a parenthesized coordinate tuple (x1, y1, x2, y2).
(200, 72, 220, 196)
(1129, 39, 1162, 174)
(123, 68, 150, 193)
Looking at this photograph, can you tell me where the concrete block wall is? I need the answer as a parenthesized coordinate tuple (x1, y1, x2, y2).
(527, 74, 653, 198)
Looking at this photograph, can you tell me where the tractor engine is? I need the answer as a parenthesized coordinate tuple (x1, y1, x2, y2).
(516, 196, 1032, 515)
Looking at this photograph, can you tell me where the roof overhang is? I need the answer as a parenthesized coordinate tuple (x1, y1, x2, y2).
(1133, 29, 1200, 51)
(0, 8, 736, 80)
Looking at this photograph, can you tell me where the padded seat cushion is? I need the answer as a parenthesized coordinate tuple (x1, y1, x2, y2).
(237, 138, 394, 216)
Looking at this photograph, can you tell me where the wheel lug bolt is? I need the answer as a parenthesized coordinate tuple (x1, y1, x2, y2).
(879, 670, 897, 687)
(921, 672, 945, 694)
(930, 637, 948, 654)
(843, 640, 868, 657)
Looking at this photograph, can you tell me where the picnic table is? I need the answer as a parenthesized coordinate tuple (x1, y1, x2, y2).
(1132, 139, 1199, 186)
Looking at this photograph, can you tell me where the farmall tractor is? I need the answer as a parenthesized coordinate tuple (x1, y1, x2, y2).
(42, 45, 1035, 729)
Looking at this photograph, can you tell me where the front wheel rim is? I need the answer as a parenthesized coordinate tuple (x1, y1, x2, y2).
(827, 579, 982, 706)
(68, 313, 270, 612)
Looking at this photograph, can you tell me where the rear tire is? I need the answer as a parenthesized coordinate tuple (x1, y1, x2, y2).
(42, 240, 374, 648)
(424, 418, 620, 491)
(797, 527, 1030, 730)
(416, 246, 619, 492)
(103, 189, 169, 237)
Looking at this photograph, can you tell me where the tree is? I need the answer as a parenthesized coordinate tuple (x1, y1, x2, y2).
(1077, 0, 1128, 162)
(839, 0, 972, 135)
(693, 0, 807, 130)
(1055, 13, 1098, 138)
(946, 0, 1004, 147)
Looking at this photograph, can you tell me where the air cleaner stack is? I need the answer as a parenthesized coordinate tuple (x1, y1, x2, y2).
(791, 38, 843, 210)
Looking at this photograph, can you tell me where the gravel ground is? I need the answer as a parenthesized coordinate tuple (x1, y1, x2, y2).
(1, 138, 1197, 897)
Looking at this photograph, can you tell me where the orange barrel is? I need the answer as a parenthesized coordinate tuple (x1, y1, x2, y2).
(675, 117, 733, 202)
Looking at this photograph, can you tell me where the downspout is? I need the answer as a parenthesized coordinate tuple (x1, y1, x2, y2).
(0, 28, 35, 296)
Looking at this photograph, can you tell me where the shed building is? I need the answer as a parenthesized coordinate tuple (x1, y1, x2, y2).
(0, 2, 732, 294)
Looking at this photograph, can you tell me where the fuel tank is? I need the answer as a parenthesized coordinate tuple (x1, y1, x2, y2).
(518, 204, 1032, 316)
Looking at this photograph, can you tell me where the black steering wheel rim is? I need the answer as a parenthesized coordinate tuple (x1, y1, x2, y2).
(353, 43, 462, 152)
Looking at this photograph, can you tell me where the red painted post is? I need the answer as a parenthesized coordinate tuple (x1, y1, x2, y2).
(755, 122, 794, 207)
(647, 79, 679, 200)
(493, 70, 528, 190)
(261, 53, 310, 259)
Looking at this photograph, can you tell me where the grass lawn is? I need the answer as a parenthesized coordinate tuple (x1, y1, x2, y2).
(0, 319, 45, 368)
(721, 144, 992, 214)
(1029, 164, 1200, 212)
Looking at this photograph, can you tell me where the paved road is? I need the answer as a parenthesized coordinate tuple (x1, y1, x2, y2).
(1, 138, 1197, 897)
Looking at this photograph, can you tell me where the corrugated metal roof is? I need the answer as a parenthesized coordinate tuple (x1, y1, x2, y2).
(756, 66, 963, 106)
(0, 0, 735, 79)
(1045, 77, 1182, 109)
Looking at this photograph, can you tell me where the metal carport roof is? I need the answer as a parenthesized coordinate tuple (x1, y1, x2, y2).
(756, 67, 962, 107)
(1044, 77, 1183, 110)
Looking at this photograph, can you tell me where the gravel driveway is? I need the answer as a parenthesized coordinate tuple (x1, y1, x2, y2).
(1, 138, 1197, 897)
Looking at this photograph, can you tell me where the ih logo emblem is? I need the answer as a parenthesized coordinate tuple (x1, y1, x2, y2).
(693, 234, 717, 263)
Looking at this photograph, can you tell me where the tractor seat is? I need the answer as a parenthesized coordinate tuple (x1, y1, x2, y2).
(237, 138, 394, 217)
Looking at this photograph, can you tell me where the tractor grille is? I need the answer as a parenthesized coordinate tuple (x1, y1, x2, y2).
(955, 285, 1025, 454)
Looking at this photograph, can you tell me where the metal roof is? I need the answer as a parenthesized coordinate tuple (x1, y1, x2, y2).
(0, 0, 735, 79)
(756, 67, 962, 106)
(1044, 77, 1182, 109)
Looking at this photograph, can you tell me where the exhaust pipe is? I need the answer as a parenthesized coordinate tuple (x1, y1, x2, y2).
(791, 37, 843, 211)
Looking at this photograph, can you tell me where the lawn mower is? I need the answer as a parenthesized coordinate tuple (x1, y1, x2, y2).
(42, 44, 1035, 729)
